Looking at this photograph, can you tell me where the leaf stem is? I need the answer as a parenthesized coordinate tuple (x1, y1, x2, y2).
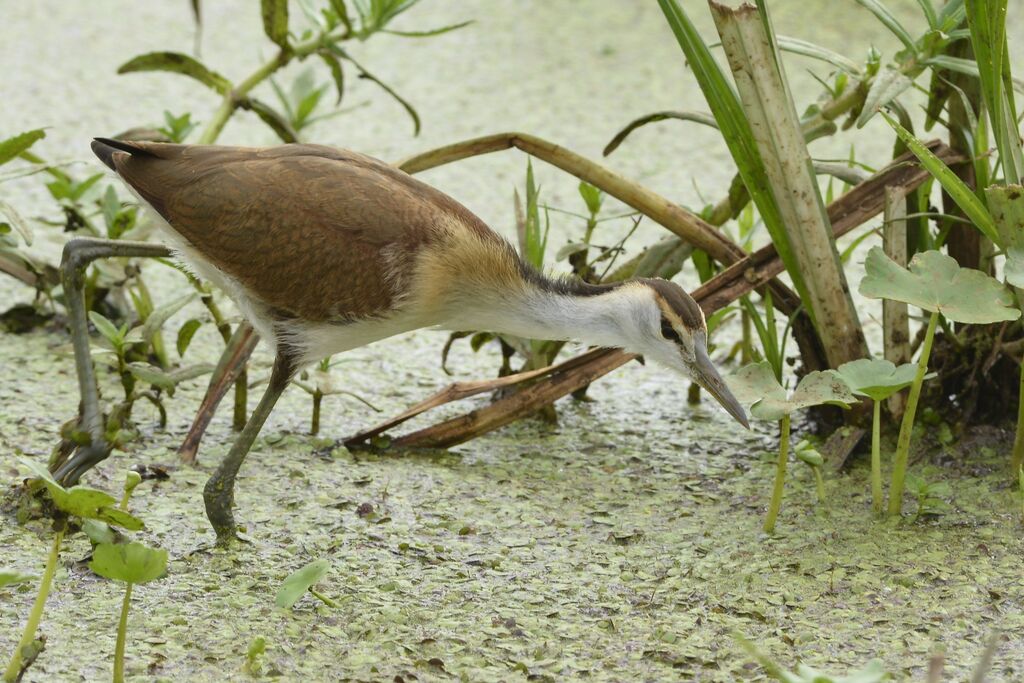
(871, 399, 883, 515)
(888, 310, 939, 516)
(764, 414, 790, 534)
(3, 527, 64, 683)
(308, 588, 339, 608)
(113, 583, 133, 683)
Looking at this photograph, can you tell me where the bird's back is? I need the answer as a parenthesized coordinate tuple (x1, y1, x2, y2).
(93, 140, 499, 324)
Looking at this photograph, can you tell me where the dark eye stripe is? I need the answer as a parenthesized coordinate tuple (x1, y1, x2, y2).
(660, 319, 681, 342)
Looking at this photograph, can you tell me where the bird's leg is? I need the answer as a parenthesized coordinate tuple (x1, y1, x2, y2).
(51, 237, 173, 485)
(203, 354, 293, 546)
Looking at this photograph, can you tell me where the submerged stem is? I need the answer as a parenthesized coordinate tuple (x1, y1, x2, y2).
(871, 399, 883, 515)
(888, 311, 939, 516)
(3, 527, 64, 683)
(764, 414, 790, 534)
(113, 583, 133, 683)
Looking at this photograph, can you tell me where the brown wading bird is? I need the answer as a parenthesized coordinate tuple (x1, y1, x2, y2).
(83, 138, 747, 544)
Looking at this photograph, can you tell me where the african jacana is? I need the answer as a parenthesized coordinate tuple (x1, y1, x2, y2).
(90, 138, 748, 544)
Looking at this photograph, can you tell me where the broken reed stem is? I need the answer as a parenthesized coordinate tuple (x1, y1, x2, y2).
(889, 311, 940, 517)
(764, 414, 790, 534)
(398, 132, 745, 266)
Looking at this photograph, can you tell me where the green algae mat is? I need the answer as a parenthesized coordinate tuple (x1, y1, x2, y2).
(2, 327, 1023, 681)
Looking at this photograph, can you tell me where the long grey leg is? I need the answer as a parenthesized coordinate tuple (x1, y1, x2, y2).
(51, 237, 172, 485)
(204, 353, 293, 546)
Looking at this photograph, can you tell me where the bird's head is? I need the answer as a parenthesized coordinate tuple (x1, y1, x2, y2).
(617, 278, 748, 428)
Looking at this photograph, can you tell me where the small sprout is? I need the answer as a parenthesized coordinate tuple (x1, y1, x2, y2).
(120, 470, 143, 511)
(729, 362, 857, 533)
(90, 542, 169, 683)
(794, 440, 826, 508)
(19, 459, 144, 531)
(834, 358, 934, 515)
(904, 474, 952, 523)
(275, 559, 338, 609)
(82, 520, 118, 546)
(5, 460, 146, 682)
(244, 636, 267, 675)
(860, 248, 1019, 516)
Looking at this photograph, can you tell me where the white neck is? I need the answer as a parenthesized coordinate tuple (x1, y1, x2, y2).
(442, 281, 648, 351)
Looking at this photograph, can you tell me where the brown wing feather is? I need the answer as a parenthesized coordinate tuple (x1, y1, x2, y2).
(107, 143, 495, 322)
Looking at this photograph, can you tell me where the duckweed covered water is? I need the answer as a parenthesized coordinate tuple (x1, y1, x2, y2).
(2, 1, 1024, 680)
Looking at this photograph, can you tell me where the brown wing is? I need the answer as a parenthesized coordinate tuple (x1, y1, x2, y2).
(101, 142, 493, 322)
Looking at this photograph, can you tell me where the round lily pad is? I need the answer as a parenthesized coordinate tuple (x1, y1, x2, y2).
(859, 247, 1019, 324)
(728, 361, 858, 421)
(834, 358, 930, 402)
(90, 542, 168, 584)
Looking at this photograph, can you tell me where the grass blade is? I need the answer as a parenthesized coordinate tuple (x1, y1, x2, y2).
(882, 111, 999, 242)
(855, 0, 918, 52)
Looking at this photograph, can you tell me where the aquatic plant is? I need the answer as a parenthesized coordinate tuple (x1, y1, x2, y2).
(89, 542, 169, 683)
(833, 358, 930, 514)
(728, 361, 857, 533)
(276, 559, 337, 609)
(3, 461, 143, 683)
(859, 247, 1019, 515)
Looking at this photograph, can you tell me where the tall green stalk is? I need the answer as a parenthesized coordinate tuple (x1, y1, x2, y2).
(889, 311, 940, 516)
(3, 527, 64, 682)
(764, 415, 790, 534)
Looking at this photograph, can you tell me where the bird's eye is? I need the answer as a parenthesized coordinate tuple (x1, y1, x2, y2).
(660, 319, 681, 342)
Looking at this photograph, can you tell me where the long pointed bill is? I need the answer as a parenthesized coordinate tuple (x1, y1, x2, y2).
(692, 343, 749, 428)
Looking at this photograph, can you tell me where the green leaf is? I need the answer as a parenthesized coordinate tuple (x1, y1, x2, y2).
(118, 52, 232, 95)
(603, 110, 718, 156)
(276, 559, 331, 608)
(142, 292, 196, 346)
(0, 570, 36, 588)
(985, 184, 1024, 250)
(834, 358, 930, 401)
(243, 98, 299, 143)
(261, 0, 290, 49)
(728, 361, 857, 421)
(0, 200, 33, 246)
(856, 67, 914, 127)
(127, 363, 177, 393)
(915, 0, 939, 27)
(1005, 246, 1024, 288)
(776, 36, 861, 75)
(860, 247, 1019, 324)
(318, 50, 345, 105)
(176, 318, 203, 357)
(382, 20, 472, 38)
(94, 506, 145, 531)
(346, 55, 420, 135)
(82, 519, 117, 546)
(90, 542, 168, 584)
(0, 129, 45, 167)
(88, 311, 124, 347)
(854, 0, 918, 52)
(578, 181, 602, 215)
(882, 112, 1000, 243)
